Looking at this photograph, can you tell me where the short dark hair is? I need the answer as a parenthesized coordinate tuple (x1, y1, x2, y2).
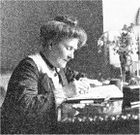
(40, 15, 87, 48)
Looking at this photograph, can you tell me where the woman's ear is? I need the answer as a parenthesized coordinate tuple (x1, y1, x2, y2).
(49, 44, 52, 50)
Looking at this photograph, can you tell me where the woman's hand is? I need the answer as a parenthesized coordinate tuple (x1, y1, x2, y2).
(75, 78, 90, 95)
(63, 78, 90, 97)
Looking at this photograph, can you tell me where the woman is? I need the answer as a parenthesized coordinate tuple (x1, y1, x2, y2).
(1, 15, 89, 134)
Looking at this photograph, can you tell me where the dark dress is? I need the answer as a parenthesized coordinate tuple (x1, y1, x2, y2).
(1, 54, 84, 134)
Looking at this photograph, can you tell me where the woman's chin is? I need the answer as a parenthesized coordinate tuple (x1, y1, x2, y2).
(59, 63, 67, 68)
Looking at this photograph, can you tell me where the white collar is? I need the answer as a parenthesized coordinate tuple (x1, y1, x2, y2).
(28, 53, 59, 78)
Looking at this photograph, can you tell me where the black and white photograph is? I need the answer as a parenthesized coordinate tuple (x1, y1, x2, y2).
(0, 0, 140, 134)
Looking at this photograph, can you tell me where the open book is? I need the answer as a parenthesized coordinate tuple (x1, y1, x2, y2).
(65, 85, 123, 103)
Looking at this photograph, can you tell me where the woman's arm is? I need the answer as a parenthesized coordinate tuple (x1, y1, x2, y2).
(6, 58, 55, 117)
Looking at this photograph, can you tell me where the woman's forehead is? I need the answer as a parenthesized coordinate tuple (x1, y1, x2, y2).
(60, 38, 79, 49)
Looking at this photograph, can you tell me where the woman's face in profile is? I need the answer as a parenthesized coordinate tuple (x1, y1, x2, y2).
(51, 38, 79, 68)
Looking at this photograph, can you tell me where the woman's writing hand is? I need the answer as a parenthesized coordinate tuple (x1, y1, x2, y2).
(63, 78, 90, 97)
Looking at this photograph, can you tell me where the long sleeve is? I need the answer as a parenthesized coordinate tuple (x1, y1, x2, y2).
(2, 57, 57, 133)
(7, 57, 55, 114)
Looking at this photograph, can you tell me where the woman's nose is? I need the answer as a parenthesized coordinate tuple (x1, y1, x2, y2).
(68, 52, 74, 59)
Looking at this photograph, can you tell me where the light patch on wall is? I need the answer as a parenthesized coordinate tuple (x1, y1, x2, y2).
(103, 0, 140, 31)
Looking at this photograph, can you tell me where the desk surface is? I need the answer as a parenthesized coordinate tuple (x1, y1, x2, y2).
(58, 87, 140, 134)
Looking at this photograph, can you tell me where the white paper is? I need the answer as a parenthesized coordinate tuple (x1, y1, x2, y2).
(67, 85, 123, 100)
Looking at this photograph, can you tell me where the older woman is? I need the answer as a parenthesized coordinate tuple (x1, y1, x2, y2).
(1, 15, 88, 134)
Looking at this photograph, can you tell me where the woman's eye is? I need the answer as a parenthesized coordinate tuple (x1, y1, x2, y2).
(66, 47, 72, 50)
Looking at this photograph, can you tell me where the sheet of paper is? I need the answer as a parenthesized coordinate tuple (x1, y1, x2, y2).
(67, 85, 123, 101)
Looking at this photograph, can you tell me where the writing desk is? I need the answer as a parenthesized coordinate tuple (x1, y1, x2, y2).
(57, 85, 139, 134)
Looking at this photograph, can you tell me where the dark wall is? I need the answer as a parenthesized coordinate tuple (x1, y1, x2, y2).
(1, 0, 103, 79)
